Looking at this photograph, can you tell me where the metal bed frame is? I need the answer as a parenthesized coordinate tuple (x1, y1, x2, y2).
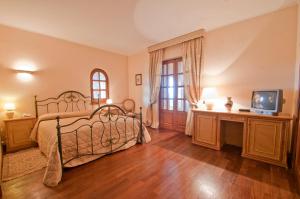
(35, 90, 94, 118)
(35, 90, 144, 170)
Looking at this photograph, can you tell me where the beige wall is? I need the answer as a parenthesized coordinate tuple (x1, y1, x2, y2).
(298, 2, 300, 68)
(294, 2, 300, 114)
(0, 24, 128, 130)
(128, 6, 298, 116)
(128, 50, 149, 119)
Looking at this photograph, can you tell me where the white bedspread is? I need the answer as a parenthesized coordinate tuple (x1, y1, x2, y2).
(31, 111, 151, 187)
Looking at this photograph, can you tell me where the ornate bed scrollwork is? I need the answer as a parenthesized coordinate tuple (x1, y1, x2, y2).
(35, 90, 97, 117)
(55, 104, 144, 169)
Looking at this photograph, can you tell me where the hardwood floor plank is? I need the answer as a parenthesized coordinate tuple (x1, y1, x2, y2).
(2, 128, 300, 199)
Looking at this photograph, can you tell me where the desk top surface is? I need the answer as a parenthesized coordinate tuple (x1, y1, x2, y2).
(192, 109, 293, 120)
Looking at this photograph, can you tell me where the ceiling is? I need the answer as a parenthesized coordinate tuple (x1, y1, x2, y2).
(0, 0, 297, 55)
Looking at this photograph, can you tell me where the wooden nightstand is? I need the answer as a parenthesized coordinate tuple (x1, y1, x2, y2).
(3, 117, 37, 153)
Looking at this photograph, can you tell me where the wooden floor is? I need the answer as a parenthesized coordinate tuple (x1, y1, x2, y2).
(2, 129, 300, 199)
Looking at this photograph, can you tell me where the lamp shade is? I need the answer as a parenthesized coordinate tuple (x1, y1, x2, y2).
(4, 102, 16, 111)
(106, 99, 113, 104)
(201, 87, 218, 110)
(201, 87, 217, 100)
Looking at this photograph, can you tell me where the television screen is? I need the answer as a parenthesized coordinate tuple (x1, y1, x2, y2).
(251, 91, 277, 111)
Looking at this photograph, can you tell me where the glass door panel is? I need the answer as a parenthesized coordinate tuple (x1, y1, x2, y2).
(178, 74, 184, 86)
(177, 87, 184, 99)
(167, 63, 174, 74)
(177, 100, 184, 111)
(178, 61, 183, 73)
(168, 99, 174, 110)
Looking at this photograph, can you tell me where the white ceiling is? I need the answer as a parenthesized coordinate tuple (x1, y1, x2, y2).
(0, 0, 297, 55)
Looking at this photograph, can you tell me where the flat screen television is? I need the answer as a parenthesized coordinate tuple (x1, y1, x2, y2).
(251, 90, 283, 115)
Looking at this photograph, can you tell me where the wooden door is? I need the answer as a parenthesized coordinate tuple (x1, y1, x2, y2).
(246, 119, 283, 161)
(192, 113, 218, 149)
(159, 58, 188, 132)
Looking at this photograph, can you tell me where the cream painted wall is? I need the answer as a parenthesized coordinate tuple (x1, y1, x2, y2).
(203, 6, 297, 113)
(128, 50, 149, 120)
(128, 6, 298, 116)
(0, 25, 129, 130)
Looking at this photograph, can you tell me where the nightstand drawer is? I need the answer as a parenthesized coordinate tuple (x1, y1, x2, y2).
(4, 117, 36, 152)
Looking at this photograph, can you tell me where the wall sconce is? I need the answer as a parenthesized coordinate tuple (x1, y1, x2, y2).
(3, 102, 16, 119)
(13, 60, 37, 82)
(106, 99, 113, 104)
(14, 60, 37, 71)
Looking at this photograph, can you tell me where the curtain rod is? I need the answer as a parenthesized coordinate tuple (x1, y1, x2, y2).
(148, 29, 205, 53)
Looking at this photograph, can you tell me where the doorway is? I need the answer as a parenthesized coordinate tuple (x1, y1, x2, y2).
(159, 58, 189, 132)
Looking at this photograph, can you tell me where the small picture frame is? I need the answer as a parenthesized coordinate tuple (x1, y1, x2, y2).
(135, 74, 142, 86)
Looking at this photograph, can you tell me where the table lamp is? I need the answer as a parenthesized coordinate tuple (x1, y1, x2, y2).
(4, 102, 16, 119)
(106, 99, 113, 104)
(201, 87, 217, 110)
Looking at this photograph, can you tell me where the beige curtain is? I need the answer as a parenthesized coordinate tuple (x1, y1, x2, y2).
(183, 37, 203, 136)
(146, 49, 163, 128)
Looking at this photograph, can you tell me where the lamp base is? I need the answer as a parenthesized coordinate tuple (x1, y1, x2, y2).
(205, 103, 214, 110)
(6, 111, 14, 119)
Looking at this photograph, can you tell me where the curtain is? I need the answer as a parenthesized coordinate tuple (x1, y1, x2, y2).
(146, 49, 163, 128)
(183, 37, 203, 136)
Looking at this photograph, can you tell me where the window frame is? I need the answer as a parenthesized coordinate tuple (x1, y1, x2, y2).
(90, 68, 109, 104)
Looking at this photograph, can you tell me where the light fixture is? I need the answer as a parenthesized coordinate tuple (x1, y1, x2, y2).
(14, 60, 37, 72)
(3, 102, 16, 119)
(106, 99, 113, 104)
(13, 60, 37, 82)
(201, 87, 217, 110)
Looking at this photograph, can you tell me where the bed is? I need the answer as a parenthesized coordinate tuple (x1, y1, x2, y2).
(30, 91, 151, 186)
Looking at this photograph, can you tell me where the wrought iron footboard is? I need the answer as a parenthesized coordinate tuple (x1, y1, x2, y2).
(55, 104, 144, 169)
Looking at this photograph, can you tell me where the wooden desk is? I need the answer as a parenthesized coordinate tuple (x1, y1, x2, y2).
(192, 109, 292, 167)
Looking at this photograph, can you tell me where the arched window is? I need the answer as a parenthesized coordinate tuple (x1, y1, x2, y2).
(90, 68, 109, 103)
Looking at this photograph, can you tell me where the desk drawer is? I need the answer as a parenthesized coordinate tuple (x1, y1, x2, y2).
(219, 115, 245, 122)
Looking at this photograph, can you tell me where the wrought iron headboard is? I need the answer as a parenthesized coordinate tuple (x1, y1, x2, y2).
(34, 90, 98, 117)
